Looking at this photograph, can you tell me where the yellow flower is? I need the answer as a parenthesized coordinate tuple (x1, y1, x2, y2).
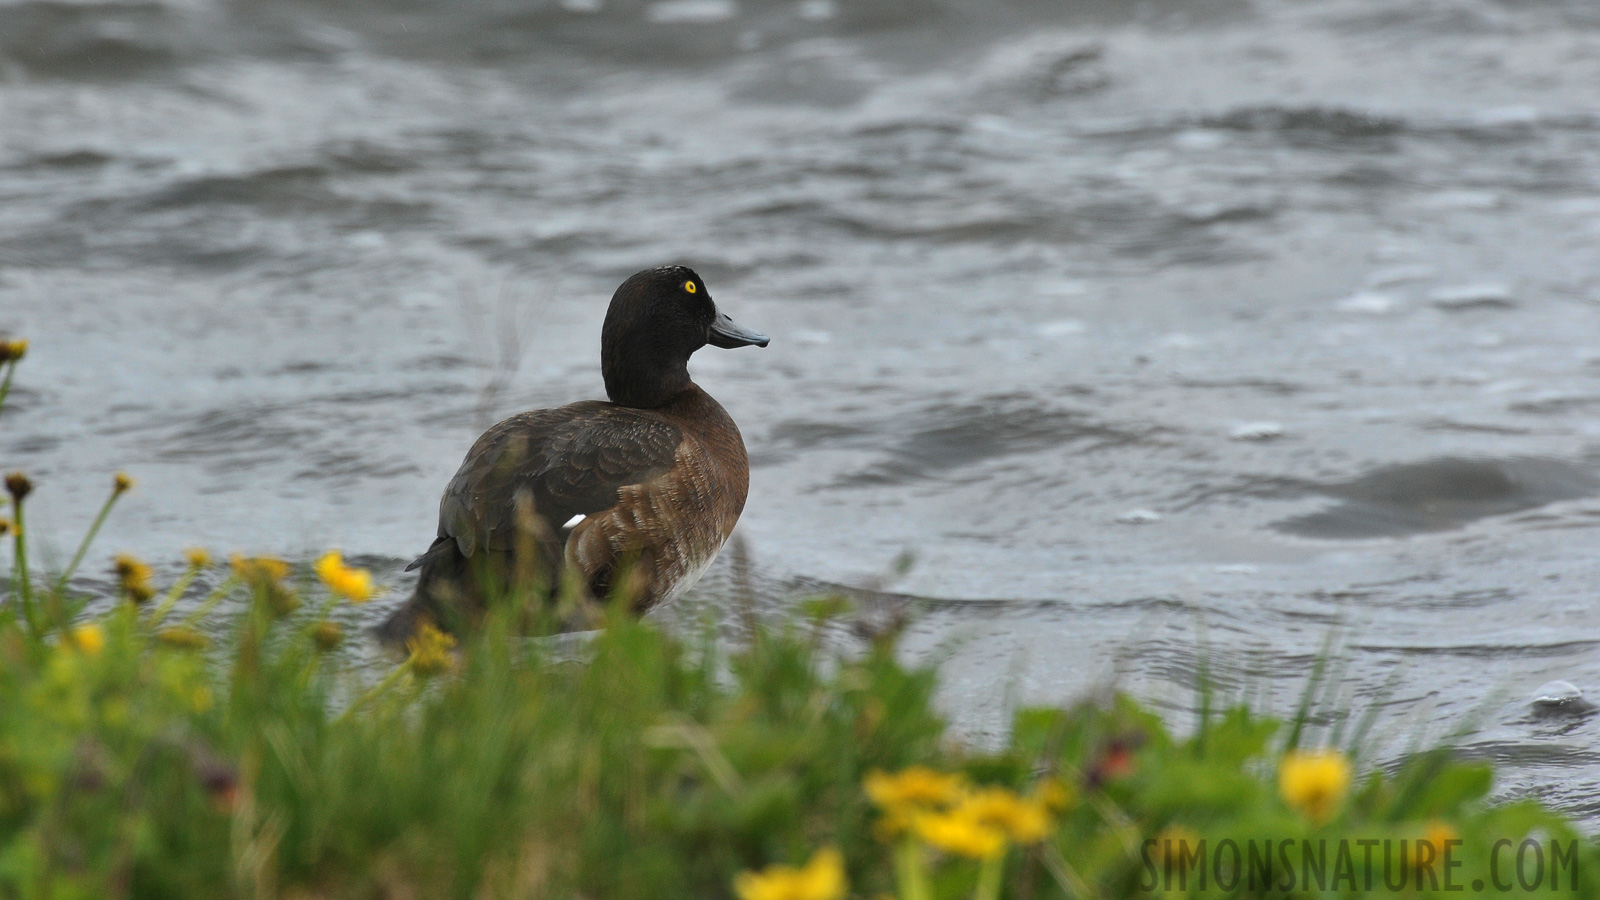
(313, 550, 374, 603)
(1421, 821, 1457, 854)
(231, 554, 297, 615)
(1409, 821, 1459, 872)
(1279, 749, 1352, 824)
(733, 847, 847, 900)
(230, 554, 290, 583)
(406, 623, 456, 676)
(312, 620, 344, 651)
(914, 807, 1008, 859)
(865, 766, 971, 840)
(960, 787, 1052, 844)
(865, 766, 968, 810)
(0, 339, 26, 363)
(184, 547, 213, 569)
(66, 624, 105, 656)
(156, 627, 209, 650)
(112, 472, 135, 495)
(113, 553, 155, 604)
(0, 518, 11, 537)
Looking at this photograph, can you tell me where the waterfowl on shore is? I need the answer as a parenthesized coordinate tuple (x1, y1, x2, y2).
(378, 265, 768, 641)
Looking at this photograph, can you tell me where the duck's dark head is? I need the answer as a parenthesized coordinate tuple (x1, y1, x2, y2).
(601, 265, 768, 409)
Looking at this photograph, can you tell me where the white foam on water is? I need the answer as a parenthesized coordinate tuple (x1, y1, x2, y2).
(1335, 291, 1396, 314)
(796, 0, 836, 22)
(1365, 265, 1434, 288)
(1035, 319, 1085, 337)
(1230, 422, 1283, 441)
(646, 0, 737, 24)
(1429, 283, 1514, 309)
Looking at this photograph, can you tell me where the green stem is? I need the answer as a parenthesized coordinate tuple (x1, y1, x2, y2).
(57, 488, 123, 591)
(0, 360, 15, 417)
(334, 663, 410, 726)
(147, 565, 203, 627)
(11, 500, 36, 635)
(895, 838, 931, 900)
(975, 853, 1004, 900)
(181, 576, 239, 627)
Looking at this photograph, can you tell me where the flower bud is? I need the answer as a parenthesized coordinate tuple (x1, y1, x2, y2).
(4, 472, 32, 503)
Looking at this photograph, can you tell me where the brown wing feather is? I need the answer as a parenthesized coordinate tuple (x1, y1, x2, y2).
(435, 401, 682, 559)
(382, 387, 746, 642)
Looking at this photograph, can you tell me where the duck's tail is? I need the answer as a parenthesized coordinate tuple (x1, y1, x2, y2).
(374, 536, 460, 645)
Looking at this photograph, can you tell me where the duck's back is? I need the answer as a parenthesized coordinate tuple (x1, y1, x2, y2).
(380, 385, 749, 638)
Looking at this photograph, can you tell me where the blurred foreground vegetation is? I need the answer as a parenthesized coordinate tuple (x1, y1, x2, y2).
(1, 341, 1597, 899)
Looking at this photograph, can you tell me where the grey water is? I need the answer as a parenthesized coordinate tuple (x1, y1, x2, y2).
(5, 0, 1600, 821)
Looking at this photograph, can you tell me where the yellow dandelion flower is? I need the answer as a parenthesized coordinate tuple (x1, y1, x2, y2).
(733, 847, 847, 900)
(112, 472, 135, 495)
(66, 624, 105, 656)
(184, 547, 213, 569)
(312, 620, 344, 651)
(960, 787, 1052, 844)
(230, 554, 290, 583)
(113, 553, 155, 604)
(914, 807, 1008, 859)
(0, 339, 26, 363)
(313, 550, 374, 603)
(406, 623, 456, 676)
(1421, 821, 1457, 854)
(1408, 821, 1459, 872)
(231, 554, 297, 615)
(1279, 749, 1352, 824)
(156, 627, 209, 650)
(865, 766, 969, 810)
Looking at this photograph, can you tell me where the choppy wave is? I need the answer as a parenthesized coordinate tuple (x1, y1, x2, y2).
(7, 0, 1600, 825)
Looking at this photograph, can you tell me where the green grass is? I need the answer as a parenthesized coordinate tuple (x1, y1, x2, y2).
(2, 342, 1599, 899)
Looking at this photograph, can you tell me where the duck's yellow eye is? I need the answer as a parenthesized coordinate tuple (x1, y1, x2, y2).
(684, 281, 697, 294)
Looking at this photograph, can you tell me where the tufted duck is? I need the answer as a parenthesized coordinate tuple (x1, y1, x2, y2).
(378, 265, 767, 640)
